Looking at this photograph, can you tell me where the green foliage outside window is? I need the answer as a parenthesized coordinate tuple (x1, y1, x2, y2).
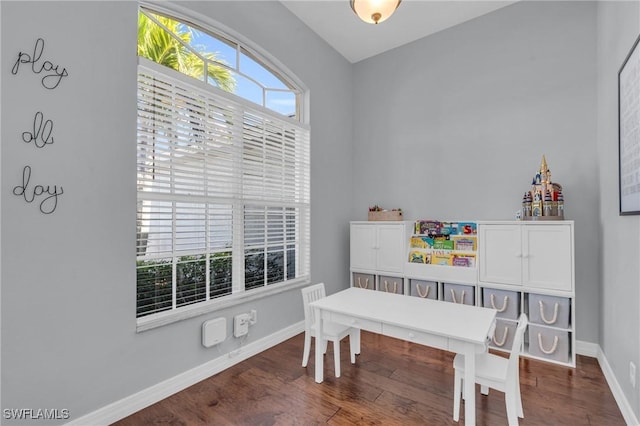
(137, 258, 172, 317)
(137, 11, 235, 92)
(137, 252, 234, 317)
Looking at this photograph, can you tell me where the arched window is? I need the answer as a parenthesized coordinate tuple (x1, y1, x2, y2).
(137, 8, 302, 119)
(136, 7, 310, 327)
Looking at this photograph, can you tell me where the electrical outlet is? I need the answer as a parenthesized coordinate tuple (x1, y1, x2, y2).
(234, 313, 250, 337)
(630, 362, 636, 388)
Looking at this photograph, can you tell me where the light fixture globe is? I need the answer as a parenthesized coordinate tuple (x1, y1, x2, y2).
(350, 0, 402, 25)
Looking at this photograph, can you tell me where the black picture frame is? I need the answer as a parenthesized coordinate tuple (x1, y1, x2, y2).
(619, 33, 640, 215)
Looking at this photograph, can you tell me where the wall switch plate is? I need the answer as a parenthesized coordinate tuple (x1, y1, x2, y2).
(630, 362, 636, 388)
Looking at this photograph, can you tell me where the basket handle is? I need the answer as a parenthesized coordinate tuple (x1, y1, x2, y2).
(357, 277, 369, 289)
(538, 332, 559, 354)
(451, 289, 466, 304)
(384, 280, 398, 293)
(492, 326, 509, 347)
(416, 283, 431, 298)
(490, 294, 509, 313)
(539, 300, 559, 325)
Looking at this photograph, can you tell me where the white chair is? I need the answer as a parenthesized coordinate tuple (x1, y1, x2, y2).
(301, 283, 360, 377)
(453, 313, 528, 426)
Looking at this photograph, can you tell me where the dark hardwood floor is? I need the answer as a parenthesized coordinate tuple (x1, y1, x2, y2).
(114, 331, 625, 425)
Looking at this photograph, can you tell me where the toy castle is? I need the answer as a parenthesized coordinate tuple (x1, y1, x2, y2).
(521, 155, 564, 219)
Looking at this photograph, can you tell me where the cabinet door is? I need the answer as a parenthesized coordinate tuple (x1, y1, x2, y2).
(350, 224, 377, 270)
(479, 224, 522, 286)
(376, 224, 405, 273)
(522, 225, 573, 291)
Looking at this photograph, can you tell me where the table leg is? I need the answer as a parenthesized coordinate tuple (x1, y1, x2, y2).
(314, 306, 324, 383)
(464, 343, 476, 426)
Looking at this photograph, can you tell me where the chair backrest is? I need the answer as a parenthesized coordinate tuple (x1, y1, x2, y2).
(507, 313, 528, 375)
(301, 283, 326, 331)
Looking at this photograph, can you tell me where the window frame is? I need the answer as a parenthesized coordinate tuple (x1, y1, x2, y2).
(136, 5, 310, 332)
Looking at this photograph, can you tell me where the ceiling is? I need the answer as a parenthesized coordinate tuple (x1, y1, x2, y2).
(281, 1, 518, 63)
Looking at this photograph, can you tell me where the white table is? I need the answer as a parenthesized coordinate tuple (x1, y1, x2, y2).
(310, 287, 497, 426)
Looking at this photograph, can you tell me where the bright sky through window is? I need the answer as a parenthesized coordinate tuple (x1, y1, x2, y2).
(185, 25, 297, 117)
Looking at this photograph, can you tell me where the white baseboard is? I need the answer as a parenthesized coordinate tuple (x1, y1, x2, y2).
(594, 344, 640, 426)
(67, 321, 305, 426)
(576, 339, 599, 358)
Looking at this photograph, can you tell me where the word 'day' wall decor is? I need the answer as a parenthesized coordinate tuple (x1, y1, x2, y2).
(10, 38, 68, 214)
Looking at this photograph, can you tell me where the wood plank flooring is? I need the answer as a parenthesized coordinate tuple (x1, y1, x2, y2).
(114, 331, 625, 425)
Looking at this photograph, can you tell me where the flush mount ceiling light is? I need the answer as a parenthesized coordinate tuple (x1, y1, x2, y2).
(350, 0, 402, 25)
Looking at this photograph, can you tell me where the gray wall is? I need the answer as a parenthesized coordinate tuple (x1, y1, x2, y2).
(597, 0, 640, 418)
(352, 1, 600, 343)
(0, 1, 353, 423)
(3, 0, 640, 423)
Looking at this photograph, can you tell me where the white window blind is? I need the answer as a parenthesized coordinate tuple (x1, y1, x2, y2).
(136, 59, 310, 319)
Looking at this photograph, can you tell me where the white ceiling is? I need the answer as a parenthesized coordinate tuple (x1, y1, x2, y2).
(281, 1, 518, 63)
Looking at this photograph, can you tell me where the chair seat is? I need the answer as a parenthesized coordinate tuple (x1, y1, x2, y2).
(311, 321, 352, 339)
(453, 352, 508, 384)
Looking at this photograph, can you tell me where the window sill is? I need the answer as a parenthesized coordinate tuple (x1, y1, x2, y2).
(136, 278, 310, 332)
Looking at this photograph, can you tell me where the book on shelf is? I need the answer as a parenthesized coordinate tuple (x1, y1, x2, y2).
(457, 222, 477, 235)
(408, 250, 431, 264)
(451, 254, 476, 267)
(410, 236, 433, 249)
(440, 222, 456, 236)
(430, 253, 451, 266)
(452, 236, 477, 251)
(432, 238, 454, 250)
(415, 220, 442, 236)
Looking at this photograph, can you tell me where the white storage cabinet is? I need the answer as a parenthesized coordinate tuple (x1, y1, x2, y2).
(350, 221, 408, 291)
(478, 222, 573, 292)
(478, 221, 575, 367)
